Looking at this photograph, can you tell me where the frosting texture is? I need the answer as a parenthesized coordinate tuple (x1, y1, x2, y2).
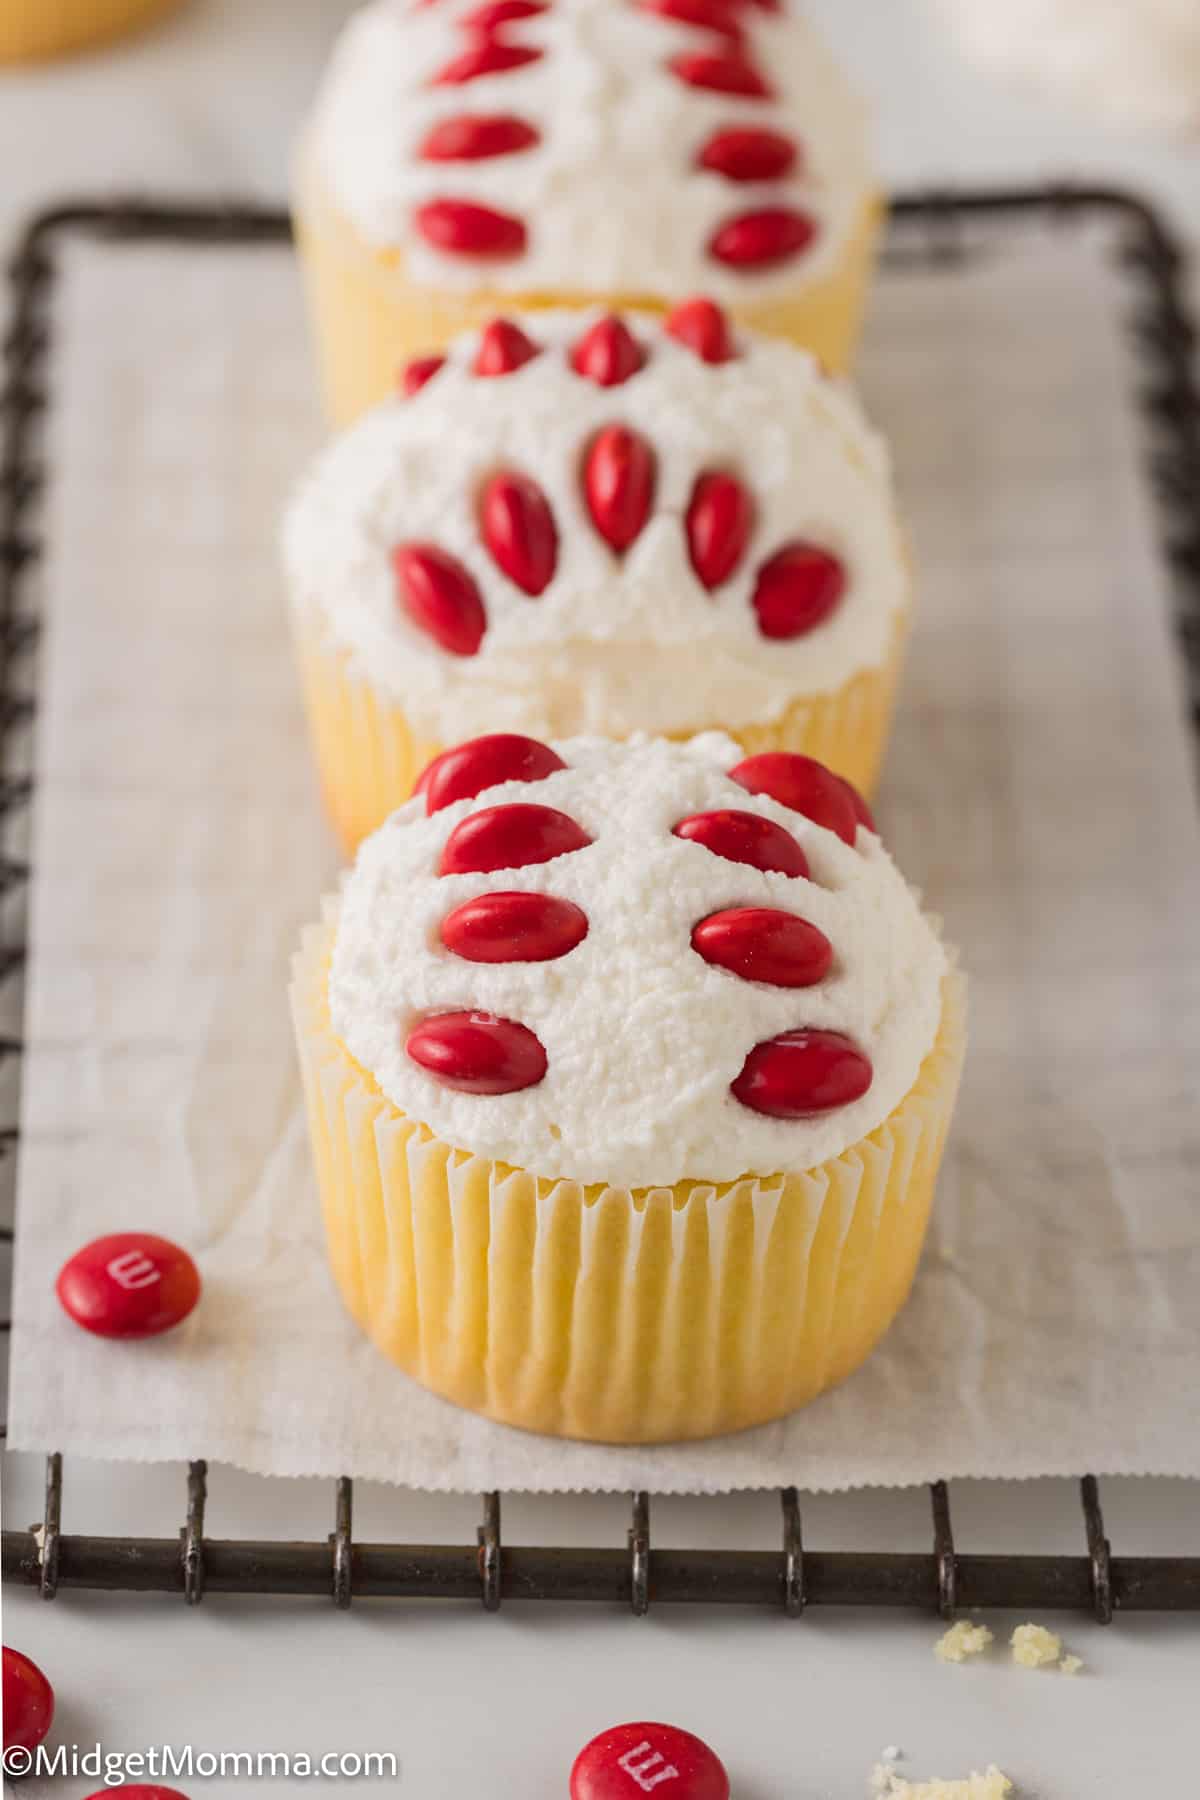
(330, 733, 947, 1185)
(283, 309, 906, 741)
(307, 0, 874, 299)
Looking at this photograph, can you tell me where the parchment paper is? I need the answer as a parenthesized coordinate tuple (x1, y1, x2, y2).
(8, 223, 1200, 1490)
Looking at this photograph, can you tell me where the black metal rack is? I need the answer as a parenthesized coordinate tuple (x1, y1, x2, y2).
(2, 188, 1199, 1616)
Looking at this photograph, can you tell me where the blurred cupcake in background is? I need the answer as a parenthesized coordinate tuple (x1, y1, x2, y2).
(929, 0, 1200, 136)
(0, 0, 179, 62)
(294, 0, 881, 425)
(283, 304, 910, 852)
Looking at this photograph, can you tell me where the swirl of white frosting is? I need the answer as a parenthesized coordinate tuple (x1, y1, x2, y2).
(330, 733, 948, 1186)
(305, 0, 874, 299)
(283, 308, 906, 740)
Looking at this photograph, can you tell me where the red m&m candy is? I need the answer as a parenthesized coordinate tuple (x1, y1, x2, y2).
(2, 1647, 54, 1755)
(82, 1790, 190, 1800)
(417, 733, 566, 816)
(55, 1233, 201, 1340)
(571, 1722, 729, 1800)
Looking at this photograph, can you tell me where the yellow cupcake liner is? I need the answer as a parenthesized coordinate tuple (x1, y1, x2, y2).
(0, 0, 178, 61)
(293, 604, 909, 856)
(294, 160, 884, 428)
(291, 908, 966, 1444)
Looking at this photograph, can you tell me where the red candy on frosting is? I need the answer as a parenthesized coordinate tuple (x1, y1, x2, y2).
(419, 733, 567, 814)
(439, 802, 591, 874)
(394, 544, 486, 656)
(729, 751, 859, 845)
(406, 1012, 547, 1094)
(418, 113, 541, 161)
(570, 315, 646, 388)
(56, 1233, 201, 1340)
(2, 1647, 55, 1755)
(639, 0, 745, 41)
(571, 1723, 730, 1800)
(415, 199, 527, 259)
(432, 38, 543, 85)
(686, 470, 754, 590)
(698, 124, 798, 182)
(692, 906, 832, 987)
(664, 297, 738, 364)
(669, 48, 772, 97)
(751, 541, 845, 639)
(672, 809, 808, 878)
(461, 0, 548, 27)
(482, 471, 558, 594)
(441, 891, 589, 963)
(839, 774, 876, 834)
(583, 426, 657, 553)
(474, 316, 541, 374)
(710, 205, 817, 269)
(400, 353, 446, 395)
(732, 1028, 873, 1117)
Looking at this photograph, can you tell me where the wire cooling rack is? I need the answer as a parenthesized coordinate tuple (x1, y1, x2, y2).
(1, 187, 1199, 1616)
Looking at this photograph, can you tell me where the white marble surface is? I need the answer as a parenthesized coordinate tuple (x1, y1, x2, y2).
(1, 3, 1198, 1796)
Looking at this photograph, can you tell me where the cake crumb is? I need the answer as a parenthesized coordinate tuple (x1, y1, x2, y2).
(876, 1767, 1012, 1800)
(935, 1619, 994, 1663)
(1010, 1623, 1064, 1669)
(1059, 1653, 1084, 1676)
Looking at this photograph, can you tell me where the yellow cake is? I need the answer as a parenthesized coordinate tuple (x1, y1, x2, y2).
(291, 733, 965, 1444)
(295, 0, 882, 425)
(284, 306, 910, 854)
(0, 0, 177, 61)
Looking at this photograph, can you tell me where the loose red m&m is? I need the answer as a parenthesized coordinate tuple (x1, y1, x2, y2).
(2, 1647, 54, 1754)
(82, 1789, 190, 1800)
(56, 1233, 201, 1340)
(571, 1722, 729, 1800)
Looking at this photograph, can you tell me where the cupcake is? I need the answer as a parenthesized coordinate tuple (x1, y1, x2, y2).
(292, 733, 964, 1443)
(0, 0, 177, 61)
(295, 0, 881, 424)
(283, 305, 909, 854)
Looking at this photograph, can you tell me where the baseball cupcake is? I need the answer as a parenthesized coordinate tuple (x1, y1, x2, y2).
(284, 305, 909, 853)
(296, 0, 881, 423)
(291, 733, 965, 1443)
(0, 0, 177, 61)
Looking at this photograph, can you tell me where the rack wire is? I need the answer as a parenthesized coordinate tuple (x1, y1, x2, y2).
(1, 187, 1199, 1615)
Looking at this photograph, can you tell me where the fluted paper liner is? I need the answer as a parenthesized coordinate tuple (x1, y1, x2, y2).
(294, 161, 884, 428)
(0, 0, 178, 60)
(294, 605, 910, 856)
(291, 907, 966, 1443)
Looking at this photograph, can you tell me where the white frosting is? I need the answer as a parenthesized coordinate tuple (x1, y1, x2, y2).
(307, 0, 874, 299)
(330, 733, 947, 1186)
(933, 0, 1200, 135)
(283, 309, 905, 740)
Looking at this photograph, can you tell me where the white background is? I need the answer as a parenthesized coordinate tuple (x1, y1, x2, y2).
(2, 2, 1199, 1795)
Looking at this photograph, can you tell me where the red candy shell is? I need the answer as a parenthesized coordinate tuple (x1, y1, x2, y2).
(439, 802, 591, 874)
(732, 1028, 873, 1118)
(441, 891, 588, 962)
(692, 907, 832, 987)
(729, 751, 858, 845)
(418, 734, 566, 815)
(55, 1233, 200, 1340)
(406, 1012, 547, 1094)
(415, 199, 527, 259)
(672, 809, 808, 878)
(664, 297, 738, 364)
(751, 542, 845, 640)
(2, 1647, 55, 1754)
(393, 544, 486, 656)
(571, 1722, 729, 1800)
(418, 113, 541, 161)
